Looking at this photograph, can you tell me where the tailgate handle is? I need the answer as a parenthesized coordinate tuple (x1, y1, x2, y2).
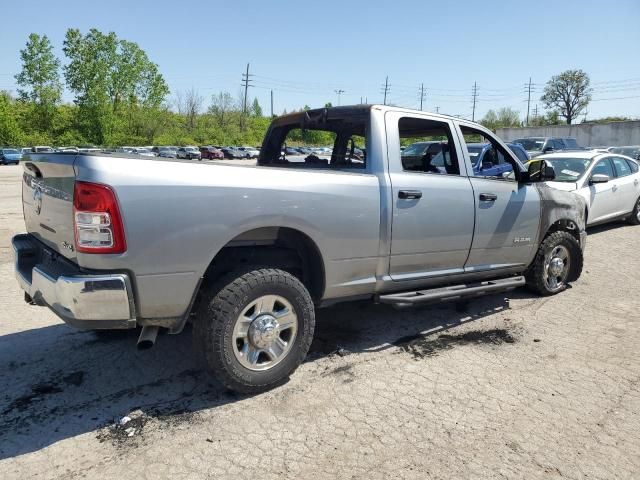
(398, 190, 422, 200)
(479, 193, 498, 201)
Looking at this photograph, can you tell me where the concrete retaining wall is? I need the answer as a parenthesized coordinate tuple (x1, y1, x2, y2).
(496, 121, 640, 147)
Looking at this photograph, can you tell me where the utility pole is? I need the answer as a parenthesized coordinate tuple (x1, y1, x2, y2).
(270, 89, 274, 118)
(419, 83, 426, 111)
(334, 89, 345, 106)
(533, 104, 538, 120)
(360, 96, 363, 104)
(525, 77, 532, 126)
(241, 63, 253, 115)
(381, 76, 390, 105)
(435, 106, 440, 113)
(471, 81, 478, 122)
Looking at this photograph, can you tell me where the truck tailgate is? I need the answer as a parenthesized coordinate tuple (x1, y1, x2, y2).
(22, 153, 77, 262)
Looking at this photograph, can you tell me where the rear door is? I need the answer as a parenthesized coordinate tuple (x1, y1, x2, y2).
(21, 153, 77, 261)
(456, 123, 540, 270)
(386, 111, 475, 281)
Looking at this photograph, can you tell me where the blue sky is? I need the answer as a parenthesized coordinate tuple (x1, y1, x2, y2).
(1, 0, 639, 121)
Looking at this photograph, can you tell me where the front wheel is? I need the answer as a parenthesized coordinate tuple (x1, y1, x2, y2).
(193, 267, 315, 393)
(627, 196, 640, 225)
(526, 231, 583, 296)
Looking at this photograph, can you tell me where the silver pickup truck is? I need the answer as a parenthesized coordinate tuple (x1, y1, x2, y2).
(12, 105, 586, 392)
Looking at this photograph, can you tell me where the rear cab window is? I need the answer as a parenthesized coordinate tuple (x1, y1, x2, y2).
(258, 107, 368, 171)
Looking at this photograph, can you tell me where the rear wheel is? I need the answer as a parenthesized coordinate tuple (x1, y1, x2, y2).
(526, 231, 582, 296)
(627, 196, 640, 225)
(193, 267, 315, 393)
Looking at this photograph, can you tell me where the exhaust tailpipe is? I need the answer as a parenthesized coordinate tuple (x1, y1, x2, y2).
(137, 326, 159, 350)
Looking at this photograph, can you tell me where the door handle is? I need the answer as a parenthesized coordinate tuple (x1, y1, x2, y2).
(612, 184, 618, 192)
(398, 190, 422, 200)
(479, 193, 498, 201)
(634, 179, 638, 186)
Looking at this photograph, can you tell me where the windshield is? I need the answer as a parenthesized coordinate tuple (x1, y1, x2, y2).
(137, 149, 150, 153)
(544, 157, 592, 182)
(513, 138, 544, 151)
(186, 147, 197, 151)
(2, 149, 19, 154)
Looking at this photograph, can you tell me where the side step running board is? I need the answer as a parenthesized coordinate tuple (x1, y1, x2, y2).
(377, 276, 525, 308)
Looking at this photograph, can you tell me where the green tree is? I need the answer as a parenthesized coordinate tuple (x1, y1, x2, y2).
(529, 110, 561, 127)
(63, 28, 169, 144)
(540, 69, 592, 125)
(15, 34, 62, 133)
(208, 91, 236, 127)
(251, 97, 263, 117)
(0, 92, 24, 145)
(480, 107, 521, 131)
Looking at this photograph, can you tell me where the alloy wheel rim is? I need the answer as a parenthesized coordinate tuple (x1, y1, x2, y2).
(232, 295, 298, 371)
(543, 245, 570, 292)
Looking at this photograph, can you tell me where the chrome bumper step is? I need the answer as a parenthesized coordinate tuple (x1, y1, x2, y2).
(377, 276, 525, 307)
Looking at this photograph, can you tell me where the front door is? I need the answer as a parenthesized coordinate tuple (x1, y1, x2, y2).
(587, 158, 618, 223)
(456, 123, 541, 270)
(386, 112, 475, 281)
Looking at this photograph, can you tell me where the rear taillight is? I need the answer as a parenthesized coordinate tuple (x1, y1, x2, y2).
(73, 181, 126, 254)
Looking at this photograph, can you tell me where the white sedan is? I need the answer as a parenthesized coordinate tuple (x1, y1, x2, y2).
(538, 151, 640, 226)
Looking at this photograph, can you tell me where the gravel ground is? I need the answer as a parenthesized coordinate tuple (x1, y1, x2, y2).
(0, 163, 638, 479)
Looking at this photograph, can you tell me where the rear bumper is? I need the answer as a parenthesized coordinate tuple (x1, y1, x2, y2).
(12, 234, 136, 329)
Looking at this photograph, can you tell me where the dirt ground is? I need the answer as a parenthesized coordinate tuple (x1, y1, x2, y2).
(0, 163, 639, 479)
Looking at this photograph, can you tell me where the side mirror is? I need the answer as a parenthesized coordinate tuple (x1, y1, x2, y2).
(482, 161, 494, 169)
(590, 173, 610, 184)
(543, 146, 554, 153)
(528, 160, 555, 182)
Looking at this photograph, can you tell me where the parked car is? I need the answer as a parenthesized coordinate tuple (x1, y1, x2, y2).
(465, 142, 530, 177)
(220, 147, 244, 159)
(12, 104, 587, 394)
(284, 146, 302, 155)
(199, 146, 224, 160)
(157, 146, 178, 158)
(133, 148, 155, 157)
(32, 146, 54, 153)
(176, 146, 202, 160)
(608, 145, 640, 161)
(236, 146, 260, 158)
(536, 151, 640, 226)
(0, 148, 21, 165)
(20, 147, 32, 155)
(511, 137, 582, 158)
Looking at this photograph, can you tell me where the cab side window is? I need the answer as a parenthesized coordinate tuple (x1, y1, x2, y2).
(627, 159, 639, 173)
(612, 157, 632, 177)
(460, 125, 516, 181)
(398, 117, 460, 175)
